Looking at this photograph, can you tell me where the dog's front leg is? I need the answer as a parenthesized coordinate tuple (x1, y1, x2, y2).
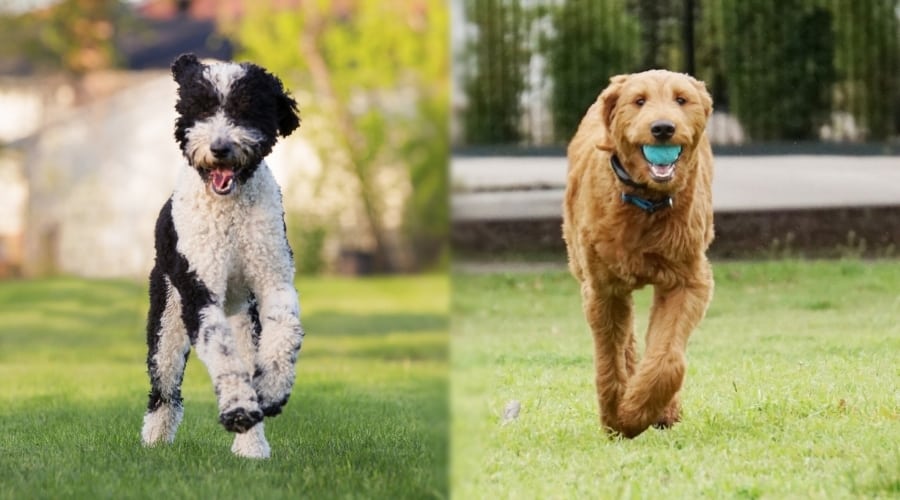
(193, 304, 263, 433)
(227, 300, 271, 458)
(253, 282, 304, 417)
(617, 267, 713, 438)
(581, 281, 637, 433)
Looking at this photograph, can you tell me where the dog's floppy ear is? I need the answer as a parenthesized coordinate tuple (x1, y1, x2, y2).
(239, 63, 301, 137)
(690, 76, 713, 117)
(275, 91, 300, 137)
(172, 53, 204, 86)
(595, 74, 628, 151)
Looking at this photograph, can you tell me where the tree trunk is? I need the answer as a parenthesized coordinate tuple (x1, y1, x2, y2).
(297, 13, 393, 272)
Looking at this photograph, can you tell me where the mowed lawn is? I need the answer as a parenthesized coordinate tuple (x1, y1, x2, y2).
(0, 275, 448, 499)
(452, 260, 899, 498)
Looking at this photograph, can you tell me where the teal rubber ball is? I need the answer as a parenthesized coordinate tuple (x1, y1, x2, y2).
(642, 145, 682, 165)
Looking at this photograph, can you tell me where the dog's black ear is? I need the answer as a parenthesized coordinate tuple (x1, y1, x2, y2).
(596, 74, 628, 151)
(278, 93, 300, 137)
(241, 63, 301, 137)
(172, 53, 203, 86)
(268, 71, 300, 137)
(276, 91, 300, 137)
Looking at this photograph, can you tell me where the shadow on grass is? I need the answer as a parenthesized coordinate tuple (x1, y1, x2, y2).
(0, 378, 449, 499)
(1, 299, 447, 363)
(300, 311, 449, 362)
(303, 310, 448, 336)
(0, 278, 145, 346)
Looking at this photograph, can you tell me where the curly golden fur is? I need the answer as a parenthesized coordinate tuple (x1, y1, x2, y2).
(562, 70, 715, 438)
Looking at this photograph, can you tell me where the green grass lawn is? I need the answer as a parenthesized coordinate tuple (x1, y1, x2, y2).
(0, 275, 448, 499)
(452, 260, 900, 499)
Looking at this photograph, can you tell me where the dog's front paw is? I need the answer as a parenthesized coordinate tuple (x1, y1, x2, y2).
(259, 394, 290, 417)
(253, 364, 296, 418)
(219, 406, 263, 433)
(653, 398, 682, 429)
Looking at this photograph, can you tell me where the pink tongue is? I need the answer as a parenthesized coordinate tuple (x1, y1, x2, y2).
(211, 168, 234, 190)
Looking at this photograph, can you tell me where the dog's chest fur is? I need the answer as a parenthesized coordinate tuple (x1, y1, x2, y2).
(169, 161, 292, 308)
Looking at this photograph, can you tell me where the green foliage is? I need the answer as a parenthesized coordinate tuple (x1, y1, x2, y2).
(402, 96, 450, 269)
(695, 0, 731, 108)
(629, 0, 682, 70)
(720, 0, 837, 140)
(0, 0, 125, 74)
(460, 0, 532, 145)
(231, 1, 448, 271)
(829, 0, 900, 140)
(459, 0, 897, 144)
(287, 219, 327, 275)
(452, 260, 900, 497)
(0, 274, 448, 498)
(542, 0, 642, 141)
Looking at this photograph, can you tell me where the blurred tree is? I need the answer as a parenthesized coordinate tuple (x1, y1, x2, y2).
(629, 0, 681, 71)
(694, 0, 730, 110)
(542, 0, 641, 141)
(453, 0, 895, 145)
(459, 0, 531, 144)
(722, 0, 836, 140)
(0, 0, 124, 74)
(681, 0, 696, 75)
(829, 0, 900, 140)
(233, 0, 448, 272)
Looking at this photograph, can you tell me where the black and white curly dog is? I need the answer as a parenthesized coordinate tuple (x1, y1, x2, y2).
(140, 54, 304, 459)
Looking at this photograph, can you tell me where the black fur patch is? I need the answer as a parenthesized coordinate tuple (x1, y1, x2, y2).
(145, 198, 215, 410)
(146, 266, 167, 410)
(261, 395, 289, 417)
(172, 55, 219, 155)
(281, 212, 294, 262)
(219, 407, 263, 433)
(230, 63, 300, 140)
(247, 293, 262, 346)
(150, 198, 214, 343)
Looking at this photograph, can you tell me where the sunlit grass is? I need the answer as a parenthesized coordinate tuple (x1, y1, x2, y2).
(452, 260, 900, 498)
(0, 274, 448, 499)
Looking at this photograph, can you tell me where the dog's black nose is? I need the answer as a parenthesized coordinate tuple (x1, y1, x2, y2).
(210, 141, 231, 159)
(650, 120, 676, 140)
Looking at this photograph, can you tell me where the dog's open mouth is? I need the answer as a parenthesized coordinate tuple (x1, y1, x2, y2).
(642, 145, 682, 183)
(209, 167, 236, 195)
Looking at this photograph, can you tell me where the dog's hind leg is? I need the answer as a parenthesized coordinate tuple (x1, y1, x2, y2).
(618, 265, 713, 438)
(582, 281, 637, 434)
(226, 296, 270, 458)
(142, 272, 191, 446)
(253, 282, 304, 417)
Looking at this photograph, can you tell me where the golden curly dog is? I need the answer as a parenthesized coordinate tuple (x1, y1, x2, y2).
(563, 70, 714, 438)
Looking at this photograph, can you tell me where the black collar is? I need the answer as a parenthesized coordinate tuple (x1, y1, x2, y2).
(609, 155, 673, 214)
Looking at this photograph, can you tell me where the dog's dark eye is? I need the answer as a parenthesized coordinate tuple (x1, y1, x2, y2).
(676, 97, 687, 105)
(635, 98, 646, 106)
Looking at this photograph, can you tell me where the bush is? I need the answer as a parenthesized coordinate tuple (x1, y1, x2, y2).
(542, 0, 641, 141)
(721, 0, 837, 140)
(460, 0, 532, 144)
(287, 219, 327, 275)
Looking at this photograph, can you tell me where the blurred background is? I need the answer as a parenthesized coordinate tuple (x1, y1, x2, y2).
(3, 0, 896, 278)
(450, 0, 900, 261)
(0, 0, 448, 279)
